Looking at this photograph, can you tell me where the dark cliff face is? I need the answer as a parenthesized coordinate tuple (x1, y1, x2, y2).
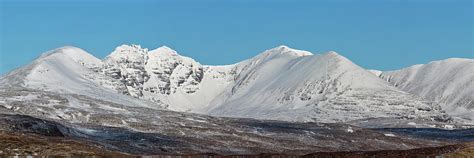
(101, 44, 150, 97)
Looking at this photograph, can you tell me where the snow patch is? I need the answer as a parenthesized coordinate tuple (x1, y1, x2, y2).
(384, 133, 396, 137)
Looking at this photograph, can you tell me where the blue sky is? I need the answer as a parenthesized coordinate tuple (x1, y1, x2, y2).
(0, 0, 472, 74)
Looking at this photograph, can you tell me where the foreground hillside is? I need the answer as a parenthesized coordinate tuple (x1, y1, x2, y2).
(0, 112, 469, 156)
(0, 130, 470, 157)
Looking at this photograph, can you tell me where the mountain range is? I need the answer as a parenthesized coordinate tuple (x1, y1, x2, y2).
(3, 44, 470, 123)
(0, 44, 472, 155)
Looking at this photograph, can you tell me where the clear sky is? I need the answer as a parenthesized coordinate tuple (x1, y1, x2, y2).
(0, 0, 472, 74)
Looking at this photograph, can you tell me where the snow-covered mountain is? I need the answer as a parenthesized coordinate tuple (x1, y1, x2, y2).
(379, 58, 474, 122)
(205, 46, 448, 122)
(0, 45, 451, 123)
(0, 46, 157, 109)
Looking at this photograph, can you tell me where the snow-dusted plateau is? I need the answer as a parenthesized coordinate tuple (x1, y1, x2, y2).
(0, 44, 472, 156)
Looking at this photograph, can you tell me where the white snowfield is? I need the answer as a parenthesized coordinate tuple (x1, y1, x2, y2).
(0, 44, 462, 123)
(379, 58, 474, 122)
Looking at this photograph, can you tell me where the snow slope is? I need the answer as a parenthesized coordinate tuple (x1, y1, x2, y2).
(380, 58, 474, 121)
(0, 45, 452, 123)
